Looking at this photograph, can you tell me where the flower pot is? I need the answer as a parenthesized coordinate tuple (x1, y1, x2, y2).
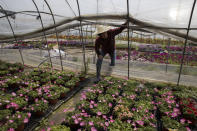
(35, 111, 45, 117)
(79, 77, 85, 82)
(0, 118, 7, 125)
(15, 123, 25, 131)
(75, 82, 79, 87)
(60, 92, 69, 99)
(48, 99, 58, 105)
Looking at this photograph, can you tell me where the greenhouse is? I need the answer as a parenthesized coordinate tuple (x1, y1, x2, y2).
(0, 0, 197, 130)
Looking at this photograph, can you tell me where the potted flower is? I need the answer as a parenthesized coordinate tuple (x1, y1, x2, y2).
(59, 87, 70, 99)
(65, 79, 76, 89)
(83, 116, 105, 130)
(3, 111, 31, 131)
(27, 90, 40, 100)
(6, 97, 28, 111)
(0, 109, 11, 124)
(162, 116, 181, 130)
(85, 92, 97, 101)
(78, 72, 86, 82)
(114, 104, 133, 120)
(108, 119, 132, 131)
(28, 99, 48, 116)
(92, 102, 110, 115)
(6, 77, 22, 90)
(44, 91, 60, 105)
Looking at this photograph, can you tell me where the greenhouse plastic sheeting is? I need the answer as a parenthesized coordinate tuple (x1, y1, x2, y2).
(0, 0, 196, 41)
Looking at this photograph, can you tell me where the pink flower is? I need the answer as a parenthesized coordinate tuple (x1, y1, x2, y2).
(24, 118, 29, 123)
(127, 120, 131, 123)
(97, 112, 102, 116)
(136, 120, 144, 126)
(18, 114, 21, 118)
(8, 128, 15, 131)
(102, 115, 107, 119)
(80, 121, 85, 126)
(9, 120, 14, 123)
(180, 118, 186, 124)
(90, 101, 94, 104)
(89, 121, 94, 126)
(74, 119, 79, 124)
(91, 127, 97, 131)
(78, 118, 82, 121)
(171, 112, 178, 118)
(50, 121, 54, 125)
(94, 104, 97, 107)
(105, 122, 109, 126)
(108, 103, 112, 107)
(47, 127, 51, 131)
(186, 127, 191, 131)
(31, 107, 34, 111)
(90, 104, 93, 109)
(64, 109, 68, 112)
(108, 119, 114, 123)
(187, 120, 192, 124)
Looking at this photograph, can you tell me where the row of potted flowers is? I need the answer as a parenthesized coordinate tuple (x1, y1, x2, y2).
(62, 77, 197, 130)
(0, 61, 85, 131)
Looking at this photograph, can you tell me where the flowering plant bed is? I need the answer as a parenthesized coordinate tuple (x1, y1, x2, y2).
(63, 77, 197, 130)
(0, 60, 86, 130)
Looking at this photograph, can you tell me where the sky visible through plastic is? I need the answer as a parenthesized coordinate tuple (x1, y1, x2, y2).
(0, 0, 196, 41)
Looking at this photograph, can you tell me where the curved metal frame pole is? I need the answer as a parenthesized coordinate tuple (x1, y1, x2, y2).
(165, 38, 171, 73)
(32, 0, 53, 69)
(177, 0, 196, 86)
(76, 0, 87, 73)
(43, 0, 63, 71)
(0, 5, 24, 65)
(127, 0, 130, 79)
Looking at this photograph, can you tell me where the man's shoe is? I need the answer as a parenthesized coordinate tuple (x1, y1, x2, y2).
(94, 78, 101, 84)
(109, 63, 115, 66)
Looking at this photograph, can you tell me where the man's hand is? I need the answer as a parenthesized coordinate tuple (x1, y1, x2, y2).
(98, 55, 103, 59)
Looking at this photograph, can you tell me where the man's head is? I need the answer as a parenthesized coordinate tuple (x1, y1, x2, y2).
(99, 32, 108, 39)
(93, 25, 111, 38)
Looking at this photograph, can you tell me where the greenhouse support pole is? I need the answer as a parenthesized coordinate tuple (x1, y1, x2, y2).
(165, 38, 171, 73)
(43, 0, 63, 71)
(0, 5, 24, 65)
(127, 0, 130, 79)
(32, 0, 53, 69)
(76, 0, 87, 74)
(177, 0, 196, 86)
